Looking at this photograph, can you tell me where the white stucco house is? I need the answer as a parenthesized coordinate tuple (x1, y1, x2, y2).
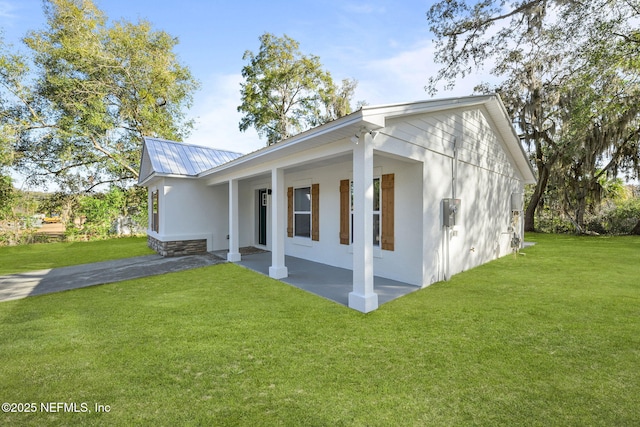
(138, 95, 536, 312)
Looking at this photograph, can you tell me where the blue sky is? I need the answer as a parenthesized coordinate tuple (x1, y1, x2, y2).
(0, 0, 487, 156)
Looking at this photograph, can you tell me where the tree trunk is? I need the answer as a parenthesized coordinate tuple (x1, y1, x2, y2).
(631, 219, 640, 235)
(565, 210, 584, 234)
(574, 191, 586, 233)
(525, 165, 549, 232)
(524, 190, 539, 232)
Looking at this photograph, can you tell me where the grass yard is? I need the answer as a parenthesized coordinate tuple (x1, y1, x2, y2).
(0, 237, 154, 275)
(0, 234, 638, 425)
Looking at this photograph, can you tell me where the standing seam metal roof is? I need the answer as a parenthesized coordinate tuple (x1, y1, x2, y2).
(143, 137, 244, 177)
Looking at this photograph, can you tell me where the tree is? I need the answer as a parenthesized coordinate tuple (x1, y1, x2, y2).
(0, 35, 31, 217)
(12, 0, 198, 191)
(314, 77, 360, 126)
(426, 0, 640, 232)
(70, 186, 145, 238)
(0, 36, 27, 169)
(554, 72, 640, 231)
(0, 175, 15, 220)
(238, 33, 358, 145)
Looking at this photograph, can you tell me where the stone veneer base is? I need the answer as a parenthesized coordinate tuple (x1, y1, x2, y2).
(147, 235, 207, 257)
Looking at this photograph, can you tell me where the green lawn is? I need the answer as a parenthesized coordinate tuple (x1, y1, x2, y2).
(0, 237, 154, 275)
(0, 234, 638, 426)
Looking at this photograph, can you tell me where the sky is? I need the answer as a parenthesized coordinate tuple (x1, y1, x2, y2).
(0, 0, 491, 165)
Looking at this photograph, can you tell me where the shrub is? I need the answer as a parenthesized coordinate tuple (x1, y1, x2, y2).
(69, 186, 147, 239)
(602, 198, 640, 234)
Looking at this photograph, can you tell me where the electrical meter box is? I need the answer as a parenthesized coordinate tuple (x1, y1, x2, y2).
(511, 192, 524, 211)
(443, 198, 461, 227)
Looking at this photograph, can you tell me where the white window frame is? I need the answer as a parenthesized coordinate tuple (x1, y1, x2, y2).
(151, 189, 159, 233)
(293, 185, 312, 239)
(348, 169, 383, 257)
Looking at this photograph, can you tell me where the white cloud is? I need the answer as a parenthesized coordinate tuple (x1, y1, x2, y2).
(354, 39, 499, 106)
(187, 73, 264, 155)
(0, 1, 16, 19)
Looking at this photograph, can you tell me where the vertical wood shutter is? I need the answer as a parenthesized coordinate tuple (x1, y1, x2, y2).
(312, 183, 320, 241)
(339, 179, 350, 244)
(381, 173, 395, 251)
(287, 187, 293, 237)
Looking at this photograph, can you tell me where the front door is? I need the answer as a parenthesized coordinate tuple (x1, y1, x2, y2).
(257, 189, 267, 246)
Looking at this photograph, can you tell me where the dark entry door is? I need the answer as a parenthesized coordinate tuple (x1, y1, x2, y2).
(258, 189, 267, 246)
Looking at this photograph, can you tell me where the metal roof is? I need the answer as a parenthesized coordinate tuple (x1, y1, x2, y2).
(141, 137, 243, 180)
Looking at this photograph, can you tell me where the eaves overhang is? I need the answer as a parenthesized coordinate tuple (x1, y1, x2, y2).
(198, 109, 384, 180)
(136, 172, 201, 187)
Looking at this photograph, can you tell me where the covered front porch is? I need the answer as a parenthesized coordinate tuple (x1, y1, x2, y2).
(212, 249, 420, 308)
(202, 111, 426, 313)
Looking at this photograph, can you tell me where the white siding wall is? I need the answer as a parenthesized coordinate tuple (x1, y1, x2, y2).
(383, 105, 525, 283)
(209, 183, 230, 251)
(452, 108, 524, 274)
(421, 149, 452, 284)
(451, 161, 520, 275)
(152, 177, 229, 251)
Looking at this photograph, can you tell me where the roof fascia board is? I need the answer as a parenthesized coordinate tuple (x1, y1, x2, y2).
(199, 110, 376, 179)
(361, 95, 494, 122)
(205, 139, 352, 186)
(137, 172, 200, 187)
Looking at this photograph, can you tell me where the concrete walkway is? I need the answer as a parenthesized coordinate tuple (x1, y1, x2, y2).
(1, 249, 420, 308)
(0, 254, 222, 302)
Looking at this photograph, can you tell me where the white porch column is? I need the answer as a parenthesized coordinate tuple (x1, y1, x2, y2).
(227, 179, 241, 262)
(349, 132, 379, 312)
(269, 168, 288, 278)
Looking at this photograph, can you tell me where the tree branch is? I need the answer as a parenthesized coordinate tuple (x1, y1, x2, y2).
(440, 0, 544, 37)
(89, 134, 139, 178)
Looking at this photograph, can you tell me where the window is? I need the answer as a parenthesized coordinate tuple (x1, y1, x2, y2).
(288, 184, 320, 241)
(340, 174, 394, 250)
(350, 178, 381, 246)
(151, 190, 159, 232)
(294, 186, 311, 238)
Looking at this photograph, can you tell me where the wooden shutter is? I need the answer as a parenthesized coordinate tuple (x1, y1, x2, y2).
(339, 179, 350, 244)
(287, 187, 293, 238)
(381, 174, 394, 251)
(312, 183, 320, 241)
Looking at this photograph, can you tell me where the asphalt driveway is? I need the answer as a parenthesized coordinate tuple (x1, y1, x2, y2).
(0, 254, 222, 302)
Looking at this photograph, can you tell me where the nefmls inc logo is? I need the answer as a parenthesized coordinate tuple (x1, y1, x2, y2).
(40, 402, 90, 413)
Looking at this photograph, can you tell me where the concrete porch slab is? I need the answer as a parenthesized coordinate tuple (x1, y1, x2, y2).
(218, 250, 420, 308)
